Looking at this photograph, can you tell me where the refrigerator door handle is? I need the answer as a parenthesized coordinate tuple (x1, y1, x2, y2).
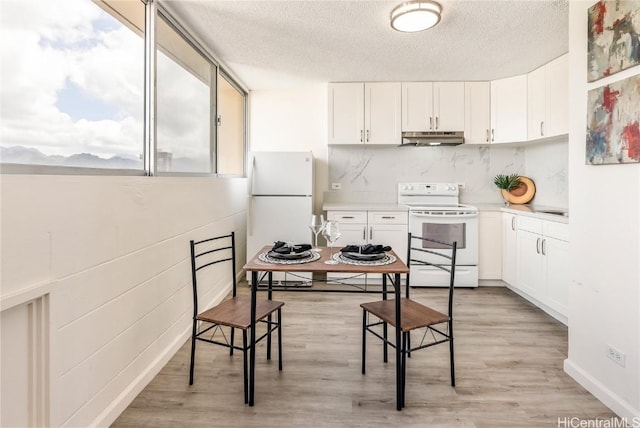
(247, 156, 256, 236)
(248, 155, 256, 196)
(248, 196, 253, 236)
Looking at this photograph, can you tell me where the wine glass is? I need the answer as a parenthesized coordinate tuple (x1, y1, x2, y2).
(309, 214, 325, 251)
(322, 220, 341, 264)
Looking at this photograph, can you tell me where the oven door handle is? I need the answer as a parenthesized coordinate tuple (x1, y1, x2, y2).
(409, 212, 478, 218)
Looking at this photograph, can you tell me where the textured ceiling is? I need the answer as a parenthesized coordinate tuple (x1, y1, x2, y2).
(164, 0, 569, 90)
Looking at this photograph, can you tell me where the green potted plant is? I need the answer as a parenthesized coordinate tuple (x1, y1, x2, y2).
(494, 173, 521, 205)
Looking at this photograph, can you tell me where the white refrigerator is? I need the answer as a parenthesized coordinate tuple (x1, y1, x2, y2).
(247, 151, 314, 284)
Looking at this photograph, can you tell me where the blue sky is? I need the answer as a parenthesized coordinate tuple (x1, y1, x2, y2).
(56, 78, 121, 122)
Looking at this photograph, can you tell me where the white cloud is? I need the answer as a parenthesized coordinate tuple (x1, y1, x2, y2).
(0, 0, 144, 158)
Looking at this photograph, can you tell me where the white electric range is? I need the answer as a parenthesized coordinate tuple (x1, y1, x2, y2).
(398, 182, 479, 288)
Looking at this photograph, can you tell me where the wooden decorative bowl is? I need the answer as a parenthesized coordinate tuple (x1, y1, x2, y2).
(501, 176, 536, 204)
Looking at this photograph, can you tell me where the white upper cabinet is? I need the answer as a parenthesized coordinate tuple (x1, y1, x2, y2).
(402, 82, 432, 131)
(328, 82, 401, 145)
(434, 82, 465, 131)
(527, 54, 569, 140)
(464, 81, 491, 144)
(544, 54, 569, 138)
(365, 82, 402, 145)
(490, 75, 527, 144)
(330, 55, 567, 146)
(328, 82, 364, 145)
(527, 65, 546, 139)
(402, 82, 464, 132)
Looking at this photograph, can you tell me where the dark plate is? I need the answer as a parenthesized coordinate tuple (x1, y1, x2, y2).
(342, 252, 386, 261)
(268, 251, 311, 260)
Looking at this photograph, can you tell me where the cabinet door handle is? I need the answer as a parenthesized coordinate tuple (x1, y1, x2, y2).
(485, 129, 489, 142)
(381, 216, 395, 219)
(360, 129, 363, 142)
(435, 116, 439, 130)
(511, 217, 515, 231)
(491, 129, 495, 142)
(366, 129, 370, 142)
(542, 238, 546, 256)
(362, 226, 366, 241)
(536, 237, 540, 254)
(540, 121, 544, 136)
(429, 117, 433, 130)
(369, 226, 373, 240)
(341, 216, 354, 219)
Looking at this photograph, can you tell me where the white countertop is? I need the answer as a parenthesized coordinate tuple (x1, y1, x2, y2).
(322, 202, 408, 212)
(499, 204, 569, 223)
(323, 201, 568, 223)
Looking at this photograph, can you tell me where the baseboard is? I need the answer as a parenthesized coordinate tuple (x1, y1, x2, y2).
(478, 279, 506, 287)
(90, 280, 233, 428)
(564, 359, 640, 420)
(505, 284, 567, 325)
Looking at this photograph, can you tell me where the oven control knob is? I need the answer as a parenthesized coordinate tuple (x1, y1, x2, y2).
(407, 184, 413, 190)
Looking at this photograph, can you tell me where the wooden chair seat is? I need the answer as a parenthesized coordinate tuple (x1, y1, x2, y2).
(360, 298, 449, 332)
(197, 297, 285, 329)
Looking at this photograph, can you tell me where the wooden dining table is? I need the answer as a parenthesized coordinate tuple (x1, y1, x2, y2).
(243, 246, 410, 410)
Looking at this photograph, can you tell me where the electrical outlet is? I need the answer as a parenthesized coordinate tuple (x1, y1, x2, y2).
(606, 344, 626, 367)
(331, 183, 342, 190)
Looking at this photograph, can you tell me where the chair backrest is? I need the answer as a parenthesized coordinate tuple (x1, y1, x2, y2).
(190, 232, 236, 318)
(406, 233, 457, 318)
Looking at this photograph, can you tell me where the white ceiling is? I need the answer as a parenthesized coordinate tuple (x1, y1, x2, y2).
(164, 0, 569, 91)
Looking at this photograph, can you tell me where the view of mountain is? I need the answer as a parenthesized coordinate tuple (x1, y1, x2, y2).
(0, 146, 143, 170)
(0, 146, 212, 173)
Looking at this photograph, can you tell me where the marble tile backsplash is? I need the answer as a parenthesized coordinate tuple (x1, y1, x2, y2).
(328, 140, 568, 208)
(524, 142, 569, 208)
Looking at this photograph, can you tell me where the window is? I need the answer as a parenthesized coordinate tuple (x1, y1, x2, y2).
(156, 15, 213, 174)
(0, 0, 247, 177)
(217, 74, 246, 176)
(0, 0, 145, 170)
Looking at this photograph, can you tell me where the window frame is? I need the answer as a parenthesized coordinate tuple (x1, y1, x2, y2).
(216, 68, 248, 178)
(154, 8, 218, 177)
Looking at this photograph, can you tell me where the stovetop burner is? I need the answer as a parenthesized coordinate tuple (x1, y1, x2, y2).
(405, 203, 477, 211)
(398, 182, 477, 214)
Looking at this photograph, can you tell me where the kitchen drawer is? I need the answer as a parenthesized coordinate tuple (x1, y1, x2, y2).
(327, 211, 367, 224)
(517, 216, 543, 234)
(367, 211, 407, 225)
(544, 221, 569, 242)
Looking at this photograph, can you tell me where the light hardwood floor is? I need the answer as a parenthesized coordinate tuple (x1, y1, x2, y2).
(112, 284, 615, 428)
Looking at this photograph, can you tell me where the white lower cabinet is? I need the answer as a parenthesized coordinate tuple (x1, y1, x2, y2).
(517, 228, 545, 299)
(502, 213, 518, 286)
(510, 215, 569, 324)
(543, 231, 569, 316)
(326, 210, 407, 285)
(478, 211, 503, 279)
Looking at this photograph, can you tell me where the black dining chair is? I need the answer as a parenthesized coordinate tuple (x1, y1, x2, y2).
(188, 232, 284, 403)
(360, 233, 457, 405)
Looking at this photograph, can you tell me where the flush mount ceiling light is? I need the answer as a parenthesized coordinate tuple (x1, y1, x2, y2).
(390, 0, 442, 33)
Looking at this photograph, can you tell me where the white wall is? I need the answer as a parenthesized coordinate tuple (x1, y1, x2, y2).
(0, 175, 247, 427)
(249, 84, 329, 214)
(564, 1, 640, 420)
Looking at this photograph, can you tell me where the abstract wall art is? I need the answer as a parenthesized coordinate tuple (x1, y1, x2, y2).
(587, 0, 640, 82)
(586, 74, 640, 164)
